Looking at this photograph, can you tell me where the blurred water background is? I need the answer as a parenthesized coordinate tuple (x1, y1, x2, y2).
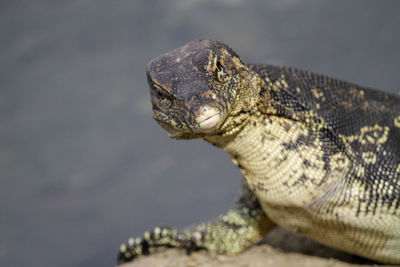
(1, 1, 399, 266)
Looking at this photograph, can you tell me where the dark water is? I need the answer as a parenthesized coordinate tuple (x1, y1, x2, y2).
(1, 1, 399, 266)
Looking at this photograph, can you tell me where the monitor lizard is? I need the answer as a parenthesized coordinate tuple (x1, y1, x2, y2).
(118, 39, 400, 264)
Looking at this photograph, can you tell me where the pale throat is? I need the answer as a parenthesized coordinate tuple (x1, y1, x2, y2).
(204, 113, 334, 208)
(204, 112, 276, 183)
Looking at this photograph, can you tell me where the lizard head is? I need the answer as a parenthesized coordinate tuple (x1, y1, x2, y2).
(147, 39, 260, 139)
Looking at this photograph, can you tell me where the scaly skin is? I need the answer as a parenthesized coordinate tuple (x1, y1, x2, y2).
(118, 40, 400, 264)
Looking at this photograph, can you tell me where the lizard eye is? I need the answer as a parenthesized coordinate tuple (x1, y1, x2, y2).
(215, 59, 230, 82)
(153, 88, 172, 108)
(157, 91, 166, 100)
(158, 92, 172, 108)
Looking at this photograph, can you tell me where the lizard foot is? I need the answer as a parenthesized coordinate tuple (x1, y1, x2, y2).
(117, 226, 202, 264)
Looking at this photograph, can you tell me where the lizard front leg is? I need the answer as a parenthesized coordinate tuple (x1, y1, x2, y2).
(117, 184, 275, 264)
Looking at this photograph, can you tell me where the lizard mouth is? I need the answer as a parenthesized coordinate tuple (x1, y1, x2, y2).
(195, 106, 221, 132)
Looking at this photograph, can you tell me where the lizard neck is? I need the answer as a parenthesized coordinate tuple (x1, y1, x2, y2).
(204, 109, 347, 209)
(204, 112, 282, 180)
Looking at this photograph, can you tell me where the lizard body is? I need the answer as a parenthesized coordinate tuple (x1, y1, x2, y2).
(118, 40, 400, 264)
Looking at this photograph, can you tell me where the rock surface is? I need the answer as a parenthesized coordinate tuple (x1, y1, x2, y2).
(119, 244, 390, 267)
